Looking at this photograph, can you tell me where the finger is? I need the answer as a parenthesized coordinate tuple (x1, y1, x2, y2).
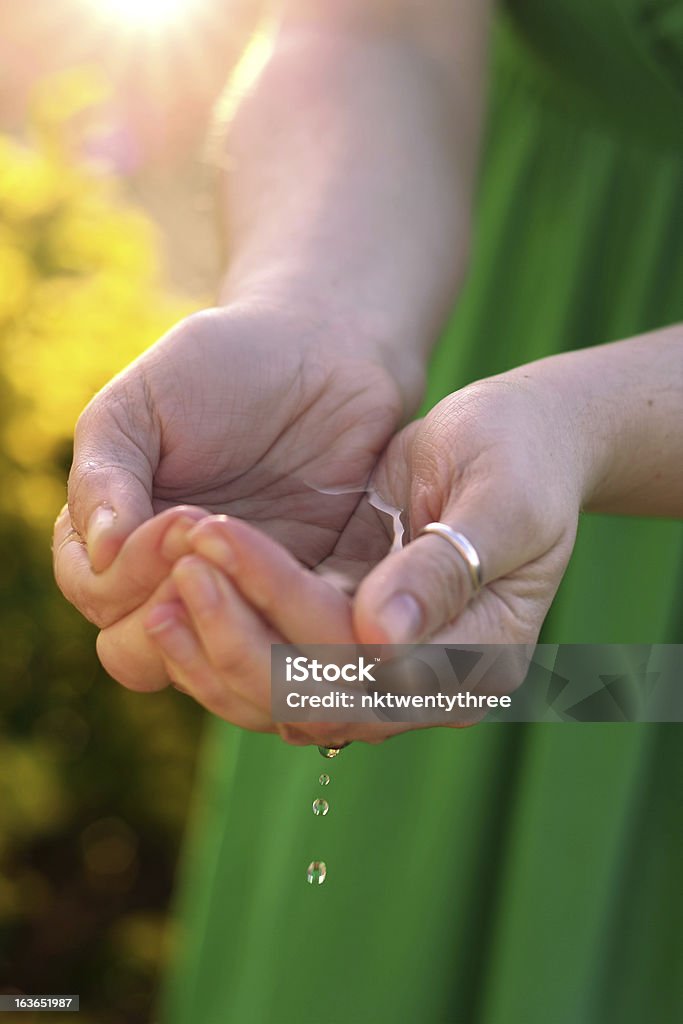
(172, 554, 278, 712)
(188, 516, 355, 644)
(68, 388, 157, 572)
(353, 488, 530, 645)
(54, 504, 208, 628)
(144, 561, 278, 729)
(96, 552, 276, 708)
(145, 602, 274, 731)
(96, 576, 181, 691)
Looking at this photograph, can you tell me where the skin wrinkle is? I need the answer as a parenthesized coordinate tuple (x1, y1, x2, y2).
(71, 383, 158, 519)
(258, 378, 398, 486)
(154, 359, 396, 526)
(69, 460, 152, 510)
(100, 375, 159, 457)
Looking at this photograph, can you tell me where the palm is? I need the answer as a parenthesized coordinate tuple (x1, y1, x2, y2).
(321, 386, 577, 647)
(315, 423, 417, 591)
(131, 308, 402, 566)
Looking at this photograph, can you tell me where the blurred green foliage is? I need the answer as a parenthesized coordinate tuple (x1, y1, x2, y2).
(0, 72, 205, 1023)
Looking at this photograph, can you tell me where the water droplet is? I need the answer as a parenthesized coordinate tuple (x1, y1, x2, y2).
(312, 798, 329, 817)
(319, 773, 330, 786)
(306, 861, 327, 885)
(318, 746, 344, 759)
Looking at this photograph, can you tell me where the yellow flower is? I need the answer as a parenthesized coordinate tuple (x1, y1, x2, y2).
(0, 98, 203, 528)
(0, 138, 77, 223)
(0, 230, 33, 323)
(43, 195, 158, 278)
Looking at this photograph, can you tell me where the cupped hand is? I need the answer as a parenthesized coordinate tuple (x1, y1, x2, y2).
(352, 371, 584, 652)
(136, 514, 427, 745)
(53, 303, 405, 688)
(136, 369, 585, 744)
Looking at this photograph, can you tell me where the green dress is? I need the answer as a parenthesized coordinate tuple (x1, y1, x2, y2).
(162, 3, 683, 1021)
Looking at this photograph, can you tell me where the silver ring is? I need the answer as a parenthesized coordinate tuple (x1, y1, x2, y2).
(417, 522, 483, 595)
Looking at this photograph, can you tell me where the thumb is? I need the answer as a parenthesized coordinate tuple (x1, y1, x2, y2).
(353, 493, 525, 645)
(68, 396, 157, 572)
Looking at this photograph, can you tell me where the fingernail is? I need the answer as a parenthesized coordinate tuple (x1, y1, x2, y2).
(87, 505, 117, 571)
(150, 622, 196, 663)
(161, 516, 198, 561)
(175, 560, 221, 609)
(376, 593, 422, 643)
(190, 530, 237, 573)
(144, 604, 179, 635)
(144, 603, 197, 664)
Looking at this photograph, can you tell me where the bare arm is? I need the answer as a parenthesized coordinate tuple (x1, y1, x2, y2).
(55, 0, 493, 694)
(515, 323, 683, 518)
(218, 0, 492, 408)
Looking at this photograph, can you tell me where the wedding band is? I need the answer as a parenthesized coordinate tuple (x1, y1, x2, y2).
(418, 522, 483, 595)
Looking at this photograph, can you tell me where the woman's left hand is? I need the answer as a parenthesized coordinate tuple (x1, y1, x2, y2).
(351, 373, 584, 652)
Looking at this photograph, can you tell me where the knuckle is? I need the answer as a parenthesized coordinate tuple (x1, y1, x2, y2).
(73, 390, 122, 451)
(248, 584, 273, 616)
(73, 374, 152, 468)
(160, 308, 223, 357)
(425, 547, 470, 621)
(56, 576, 110, 629)
(81, 600, 110, 630)
(67, 455, 110, 517)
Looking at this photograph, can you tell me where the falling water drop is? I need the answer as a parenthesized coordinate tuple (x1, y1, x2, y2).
(318, 746, 344, 759)
(312, 798, 329, 817)
(319, 773, 330, 786)
(307, 861, 327, 885)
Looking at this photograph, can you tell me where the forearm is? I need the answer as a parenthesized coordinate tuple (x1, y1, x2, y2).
(217, 2, 491, 409)
(515, 325, 683, 518)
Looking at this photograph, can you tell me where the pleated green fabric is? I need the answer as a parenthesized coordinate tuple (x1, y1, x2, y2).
(161, 3, 683, 1021)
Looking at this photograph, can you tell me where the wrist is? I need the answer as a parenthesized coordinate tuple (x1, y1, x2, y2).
(503, 355, 605, 513)
(221, 273, 427, 415)
(521, 329, 683, 516)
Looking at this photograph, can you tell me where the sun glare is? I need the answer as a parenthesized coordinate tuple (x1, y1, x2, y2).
(94, 0, 198, 28)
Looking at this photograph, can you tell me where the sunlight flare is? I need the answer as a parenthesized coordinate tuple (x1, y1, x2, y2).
(93, 0, 199, 29)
